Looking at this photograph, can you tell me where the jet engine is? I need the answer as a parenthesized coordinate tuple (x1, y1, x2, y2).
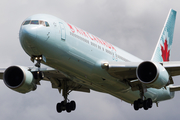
(3, 66, 37, 94)
(136, 61, 169, 89)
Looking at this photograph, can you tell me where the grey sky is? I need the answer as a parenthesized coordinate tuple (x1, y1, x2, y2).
(0, 0, 180, 120)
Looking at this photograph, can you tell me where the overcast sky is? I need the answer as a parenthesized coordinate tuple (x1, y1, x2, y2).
(1, 0, 180, 120)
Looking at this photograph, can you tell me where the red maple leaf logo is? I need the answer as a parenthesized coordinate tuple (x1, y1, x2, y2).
(160, 39, 170, 61)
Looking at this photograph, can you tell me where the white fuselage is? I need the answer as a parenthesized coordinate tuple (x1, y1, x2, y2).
(19, 14, 174, 104)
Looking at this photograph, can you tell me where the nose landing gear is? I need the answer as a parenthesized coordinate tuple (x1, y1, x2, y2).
(31, 55, 45, 84)
(31, 55, 45, 68)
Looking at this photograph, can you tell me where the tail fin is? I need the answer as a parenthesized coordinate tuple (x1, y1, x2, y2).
(151, 9, 176, 62)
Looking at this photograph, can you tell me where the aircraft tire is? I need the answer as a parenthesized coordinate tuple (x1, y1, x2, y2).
(134, 98, 153, 111)
(61, 101, 66, 111)
(57, 100, 76, 113)
(137, 99, 143, 108)
(143, 100, 149, 110)
(70, 101, 76, 111)
(147, 98, 153, 108)
(66, 103, 71, 113)
(56, 103, 62, 113)
(134, 100, 139, 111)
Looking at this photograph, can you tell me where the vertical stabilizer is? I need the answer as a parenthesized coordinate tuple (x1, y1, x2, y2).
(151, 9, 176, 62)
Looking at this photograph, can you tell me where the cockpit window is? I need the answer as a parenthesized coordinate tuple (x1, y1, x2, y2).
(22, 20, 50, 27)
(39, 21, 45, 26)
(45, 22, 50, 27)
(30, 20, 39, 24)
(23, 20, 31, 25)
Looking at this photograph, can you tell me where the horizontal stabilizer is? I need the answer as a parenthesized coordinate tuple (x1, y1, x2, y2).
(169, 86, 180, 92)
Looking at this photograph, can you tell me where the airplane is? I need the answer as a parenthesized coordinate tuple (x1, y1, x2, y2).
(0, 8, 180, 113)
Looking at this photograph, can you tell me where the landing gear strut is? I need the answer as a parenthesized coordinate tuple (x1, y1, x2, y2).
(56, 80, 76, 113)
(31, 55, 44, 83)
(31, 55, 43, 68)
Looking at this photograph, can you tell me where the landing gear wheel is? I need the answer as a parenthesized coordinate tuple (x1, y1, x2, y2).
(56, 100, 76, 113)
(56, 103, 62, 113)
(61, 101, 65, 105)
(70, 101, 76, 111)
(147, 98, 153, 108)
(138, 99, 143, 108)
(61, 101, 66, 111)
(66, 103, 71, 113)
(143, 100, 149, 110)
(134, 100, 139, 111)
(133, 98, 153, 111)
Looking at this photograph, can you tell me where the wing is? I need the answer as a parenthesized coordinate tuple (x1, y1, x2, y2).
(102, 61, 180, 91)
(162, 61, 180, 76)
(102, 61, 180, 79)
(102, 62, 141, 91)
(0, 66, 90, 93)
(38, 67, 90, 93)
(102, 62, 139, 81)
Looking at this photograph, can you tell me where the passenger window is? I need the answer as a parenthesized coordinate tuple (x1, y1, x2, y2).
(45, 21, 50, 27)
(23, 20, 31, 25)
(31, 20, 39, 25)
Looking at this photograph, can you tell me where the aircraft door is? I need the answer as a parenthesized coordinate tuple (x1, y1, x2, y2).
(59, 22, 66, 40)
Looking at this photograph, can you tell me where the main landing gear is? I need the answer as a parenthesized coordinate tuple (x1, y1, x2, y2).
(56, 100, 76, 113)
(133, 87, 153, 111)
(56, 80, 76, 113)
(133, 98, 153, 111)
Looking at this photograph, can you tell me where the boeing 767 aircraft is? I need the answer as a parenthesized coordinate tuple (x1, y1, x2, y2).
(0, 9, 180, 113)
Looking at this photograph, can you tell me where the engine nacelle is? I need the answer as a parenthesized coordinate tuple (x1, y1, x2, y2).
(3, 66, 36, 94)
(136, 61, 169, 89)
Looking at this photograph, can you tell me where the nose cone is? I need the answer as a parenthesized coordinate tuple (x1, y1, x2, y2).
(19, 25, 40, 55)
(19, 25, 37, 43)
